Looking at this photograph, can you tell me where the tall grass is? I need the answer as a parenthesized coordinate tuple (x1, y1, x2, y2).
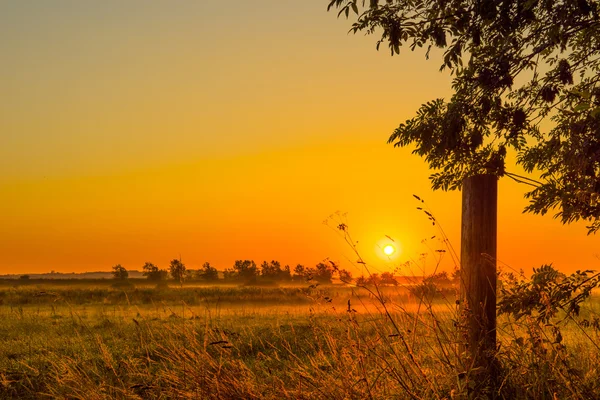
(0, 280, 599, 399)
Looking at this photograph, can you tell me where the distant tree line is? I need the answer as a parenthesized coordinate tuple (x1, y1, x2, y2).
(111, 259, 355, 285)
(355, 272, 399, 286)
(353, 270, 460, 288)
(111, 259, 459, 287)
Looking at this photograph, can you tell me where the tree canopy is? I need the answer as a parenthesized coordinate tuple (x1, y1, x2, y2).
(169, 259, 187, 284)
(197, 262, 219, 281)
(142, 262, 168, 281)
(328, 0, 600, 233)
(112, 264, 128, 280)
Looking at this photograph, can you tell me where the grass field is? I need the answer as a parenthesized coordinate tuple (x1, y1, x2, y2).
(0, 280, 599, 399)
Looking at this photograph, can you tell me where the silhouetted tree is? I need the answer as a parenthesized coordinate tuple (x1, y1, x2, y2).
(293, 264, 306, 281)
(329, 0, 600, 233)
(380, 271, 398, 286)
(338, 269, 353, 283)
(260, 260, 292, 281)
(314, 262, 334, 284)
(169, 259, 186, 285)
(197, 262, 219, 281)
(227, 260, 258, 282)
(451, 269, 460, 284)
(223, 268, 236, 281)
(112, 264, 129, 280)
(424, 271, 451, 286)
(366, 273, 382, 286)
(355, 275, 367, 286)
(142, 262, 168, 281)
(353, 272, 396, 286)
(260, 260, 282, 279)
(412, 271, 454, 300)
(282, 264, 292, 281)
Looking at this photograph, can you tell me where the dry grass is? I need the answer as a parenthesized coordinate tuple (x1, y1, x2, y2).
(0, 282, 598, 399)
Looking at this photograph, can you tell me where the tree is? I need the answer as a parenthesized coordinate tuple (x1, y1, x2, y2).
(282, 264, 292, 281)
(329, 0, 600, 384)
(259, 260, 292, 281)
(380, 271, 398, 286)
(223, 268, 236, 281)
(451, 268, 460, 284)
(355, 275, 368, 286)
(197, 262, 219, 281)
(338, 269, 353, 283)
(293, 264, 306, 281)
(19, 274, 30, 280)
(367, 273, 383, 286)
(169, 259, 187, 285)
(142, 262, 168, 281)
(230, 260, 259, 282)
(260, 260, 282, 279)
(112, 264, 129, 280)
(424, 271, 451, 286)
(314, 262, 334, 284)
(328, 0, 600, 233)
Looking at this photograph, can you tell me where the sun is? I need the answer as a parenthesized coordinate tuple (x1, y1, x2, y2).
(383, 244, 396, 256)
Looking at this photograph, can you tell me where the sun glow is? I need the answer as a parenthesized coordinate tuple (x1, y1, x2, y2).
(383, 244, 396, 256)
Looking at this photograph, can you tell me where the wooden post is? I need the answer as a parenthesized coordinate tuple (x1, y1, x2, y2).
(460, 174, 498, 376)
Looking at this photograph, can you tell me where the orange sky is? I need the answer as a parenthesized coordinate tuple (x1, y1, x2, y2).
(1, 1, 598, 275)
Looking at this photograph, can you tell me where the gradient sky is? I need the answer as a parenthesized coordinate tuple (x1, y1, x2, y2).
(1, 1, 598, 275)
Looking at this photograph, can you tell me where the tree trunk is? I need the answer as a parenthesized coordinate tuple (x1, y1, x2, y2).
(460, 174, 498, 378)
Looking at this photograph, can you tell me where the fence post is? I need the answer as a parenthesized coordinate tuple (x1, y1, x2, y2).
(460, 174, 498, 378)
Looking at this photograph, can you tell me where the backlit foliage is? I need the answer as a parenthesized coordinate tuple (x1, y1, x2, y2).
(328, 0, 600, 233)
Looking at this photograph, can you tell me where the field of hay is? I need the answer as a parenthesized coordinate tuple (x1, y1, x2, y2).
(0, 280, 599, 399)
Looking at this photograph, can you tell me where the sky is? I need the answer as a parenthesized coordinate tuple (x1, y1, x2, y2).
(1, 1, 598, 276)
